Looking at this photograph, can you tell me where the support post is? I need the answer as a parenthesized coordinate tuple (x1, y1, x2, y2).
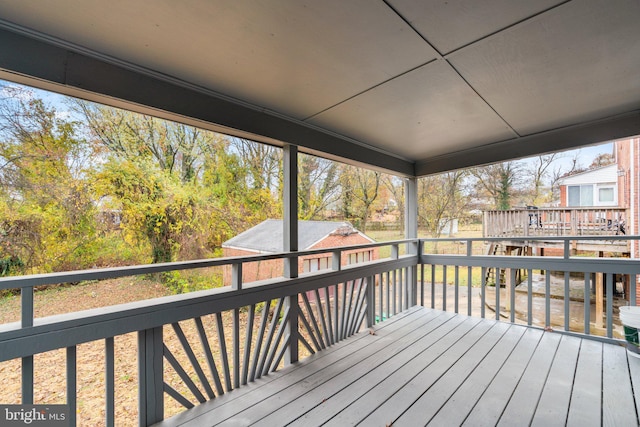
(138, 327, 163, 426)
(505, 268, 512, 312)
(405, 177, 418, 306)
(283, 144, 299, 365)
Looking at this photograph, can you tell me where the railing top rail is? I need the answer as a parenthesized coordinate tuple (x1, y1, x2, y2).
(0, 239, 418, 290)
(482, 207, 627, 212)
(420, 253, 640, 273)
(419, 235, 638, 243)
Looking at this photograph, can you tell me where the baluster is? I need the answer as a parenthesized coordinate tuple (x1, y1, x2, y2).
(138, 327, 163, 426)
(256, 298, 284, 377)
(606, 273, 613, 338)
(454, 266, 459, 314)
(509, 269, 516, 323)
(21, 286, 34, 406)
(323, 287, 334, 346)
(67, 346, 77, 427)
(495, 266, 501, 320)
(427, 265, 434, 309)
(195, 317, 224, 395)
(421, 264, 425, 307)
(106, 337, 115, 427)
(481, 267, 486, 319)
(378, 272, 384, 322)
(467, 266, 472, 317)
(564, 272, 570, 331)
(365, 275, 375, 328)
(442, 266, 447, 312)
(215, 313, 232, 392)
(233, 308, 240, 388)
(584, 274, 591, 335)
(545, 271, 551, 329)
(242, 304, 256, 385)
(353, 278, 369, 334)
(385, 271, 391, 318)
(527, 270, 533, 326)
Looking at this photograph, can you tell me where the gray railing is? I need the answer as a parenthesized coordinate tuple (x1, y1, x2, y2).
(1, 235, 638, 425)
(0, 240, 418, 426)
(419, 235, 638, 342)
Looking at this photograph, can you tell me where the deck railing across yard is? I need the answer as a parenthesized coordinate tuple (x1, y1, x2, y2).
(0, 236, 638, 426)
(483, 207, 628, 237)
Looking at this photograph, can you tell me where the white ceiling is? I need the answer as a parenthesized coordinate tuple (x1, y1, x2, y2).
(0, 0, 638, 176)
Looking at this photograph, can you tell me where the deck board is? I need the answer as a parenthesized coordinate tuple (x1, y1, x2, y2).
(322, 316, 487, 426)
(255, 311, 461, 426)
(497, 332, 562, 426)
(225, 310, 447, 426)
(359, 317, 492, 426)
(155, 307, 640, 427)
(566, 339, 602, 426)
(286, 312, 467, 426)
(426, 325, 527, 426)
(602, 344, 637, 426)
(394, 321, 511, 425)
(462, 328, 543, 426)
(530, 335, 581, 427)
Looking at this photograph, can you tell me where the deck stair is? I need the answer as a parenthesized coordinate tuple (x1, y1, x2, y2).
(485, 243, 525, 286)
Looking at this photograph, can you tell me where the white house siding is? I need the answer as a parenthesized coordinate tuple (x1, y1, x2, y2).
(559, 164, 617, 185)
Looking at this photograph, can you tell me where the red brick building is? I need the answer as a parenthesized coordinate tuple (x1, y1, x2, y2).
(222, 220, 379, 285)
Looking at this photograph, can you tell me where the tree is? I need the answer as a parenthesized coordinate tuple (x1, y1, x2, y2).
(382, 176, 405, 228)
(589, 152, 615, 169)
(201, 143, 280, 243)
(471, 162, 521, 210)
(525, 153, 560, 206)
(298, 154, 340, 220)
(340, 167, 381, 233)
(74, 101, 221, 183)
(92, 158, 201, 263)
(418, 171, 468, 238)
(230, 138, 281, 192)
(0, 86, 97, 272)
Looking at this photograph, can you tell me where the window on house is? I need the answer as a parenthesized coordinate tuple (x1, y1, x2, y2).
(568, 183, 616, 206)
(304, 257, 330, 273)
(348, 253, 357, 265)
(348, 251, 373, 265)
(598, 187, 614, 203)
(568, 185, 593, 206)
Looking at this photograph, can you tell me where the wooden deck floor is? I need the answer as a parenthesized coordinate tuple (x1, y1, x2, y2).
(157, 307, 640, 426)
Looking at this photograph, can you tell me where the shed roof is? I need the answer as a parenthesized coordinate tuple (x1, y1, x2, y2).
(222, 219, 371, 253)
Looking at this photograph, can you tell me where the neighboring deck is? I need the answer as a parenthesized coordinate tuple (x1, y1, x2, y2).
(156, 306, 640, 427)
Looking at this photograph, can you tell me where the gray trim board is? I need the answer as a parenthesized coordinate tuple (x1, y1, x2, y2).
(416, 111, 640, 175)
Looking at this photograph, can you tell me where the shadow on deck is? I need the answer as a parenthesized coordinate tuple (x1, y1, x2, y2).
(156, 306, 640, 426)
